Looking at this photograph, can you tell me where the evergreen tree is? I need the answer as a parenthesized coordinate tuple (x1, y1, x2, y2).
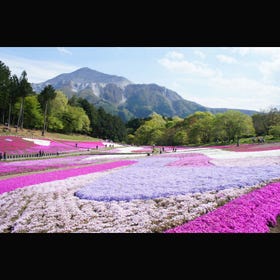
(38, 85, 57, 136)
(0, 61, 11, 125)
(16, 71, 33, 131)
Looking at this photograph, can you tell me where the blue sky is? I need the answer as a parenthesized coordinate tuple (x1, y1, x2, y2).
(0, 47, 280, 111)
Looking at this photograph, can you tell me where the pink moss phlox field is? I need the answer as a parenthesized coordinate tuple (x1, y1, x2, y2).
(49, 139, 104, 150)
(0, 136, 104, 155)
(210, 143, 280, 152)
(0, 160, 136, 194)
(165, 181, 280, 233)
(0, 155, 95, 176)
(166, 153, 213, 167)
(0, 136, 35, 154)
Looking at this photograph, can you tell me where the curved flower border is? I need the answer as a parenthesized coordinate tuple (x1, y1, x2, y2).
(165, 181, 280, 233)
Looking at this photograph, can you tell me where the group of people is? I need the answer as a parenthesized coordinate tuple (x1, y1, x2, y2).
(0, 152, 7, 160)
(151, 145, 177, 154)
(252, 136, 265, 144)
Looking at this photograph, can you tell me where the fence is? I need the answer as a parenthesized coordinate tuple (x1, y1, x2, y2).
(0, 149, 94, 161)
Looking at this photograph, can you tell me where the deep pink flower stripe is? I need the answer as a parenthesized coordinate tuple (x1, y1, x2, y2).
(165, 181, 280, 233)
(0, 160, 136, 194)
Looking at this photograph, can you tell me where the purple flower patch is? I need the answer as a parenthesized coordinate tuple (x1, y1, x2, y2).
(75, 155, 280, 202)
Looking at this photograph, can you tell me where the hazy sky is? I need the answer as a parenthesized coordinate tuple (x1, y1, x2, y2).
(0, 47, 280, 111)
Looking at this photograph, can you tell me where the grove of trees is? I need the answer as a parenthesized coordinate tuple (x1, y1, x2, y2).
(127, 109, 280, 146)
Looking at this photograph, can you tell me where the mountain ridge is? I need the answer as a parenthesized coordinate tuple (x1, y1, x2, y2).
(32, 67, 258, 121)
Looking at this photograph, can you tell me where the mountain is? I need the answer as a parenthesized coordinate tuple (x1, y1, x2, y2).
(32, 67, 131, 93)
(32, 67, 258, 121)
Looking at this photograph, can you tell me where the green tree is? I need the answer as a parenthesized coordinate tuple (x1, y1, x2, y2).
(173, 130, 188, 145)
(269, 125, 280, 138)
(0, 61, 11, 125)
(109, 115, 127, 142)
(46, 90, 68, 131)
(252, 108, 280, 136)
(126, 118, 144, 135)
(213, 113, 228, 142)
(20, 95, 43, 129)
(214, 110, 255, 143)
(38, 85, 57, 136)
(252, 112, 269, 136)
(16, 70, 33, 131)
(70, 97, 98, 136)
(8, 74, 20, 128)
(134, 113, 166, 145)
(158, 117, 184, 145)
(184, 112, 215, 144)
(61, 105, 90, 134)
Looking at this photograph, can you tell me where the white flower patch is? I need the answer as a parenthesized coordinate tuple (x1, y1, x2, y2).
(22, 138, 50, 146)
(82, 153, 146, 162)
(184, 147, 280, 159)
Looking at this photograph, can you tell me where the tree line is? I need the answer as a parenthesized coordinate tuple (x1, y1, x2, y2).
(127, 109, 280, 146)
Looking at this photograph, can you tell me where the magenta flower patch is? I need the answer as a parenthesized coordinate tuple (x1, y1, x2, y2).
(0, 160, 136, 194)
(165, 181, 280, 233)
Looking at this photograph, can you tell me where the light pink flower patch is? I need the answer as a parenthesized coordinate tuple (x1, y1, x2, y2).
(166, 153, 213, 167)
(0, 160, 136, 194)
(209, 143, 280, 152)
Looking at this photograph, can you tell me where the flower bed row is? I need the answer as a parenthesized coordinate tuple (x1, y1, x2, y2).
(0, 160, 136, 194)
(0, 155, 96, 176)
(75, 154, 280, 201)
(210, 143, 280, 152)
(0, 136, 105, 155)
(165, 181, 280, 233)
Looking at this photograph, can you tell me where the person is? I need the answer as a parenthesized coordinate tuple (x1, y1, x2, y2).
(75, 143, 78, 148)
(0, 152, 2, 160)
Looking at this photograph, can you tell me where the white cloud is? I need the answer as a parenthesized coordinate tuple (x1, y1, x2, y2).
(216, 54, 237, 64)
(158, 54, 217, 77)
(56, 47, 72, 55)
(194, 50, 206, 59)
(174, 75, 280, 111)
(232, 47, 280, 58)
(0, 54, 77, 83)
(207, 76, 280, 110)
(258, 57, 280, 83)
(166, 51, 185, 60)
